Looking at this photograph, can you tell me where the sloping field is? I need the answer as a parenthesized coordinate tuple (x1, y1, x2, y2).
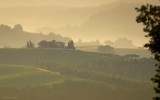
(0, 48, 156, 100)
(0, 65, 65, 87)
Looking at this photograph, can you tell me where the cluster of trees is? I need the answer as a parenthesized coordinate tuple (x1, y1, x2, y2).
(97, 45, 115, 54)
(26, 41, 35, 48)
(67, 40, 75, 49)
(27, 39, 75, 49)
(38, 40, 65, 48)
(0, 24, 23, 32)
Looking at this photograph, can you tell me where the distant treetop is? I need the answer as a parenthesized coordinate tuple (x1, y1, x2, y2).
(13, 24, 23, 32)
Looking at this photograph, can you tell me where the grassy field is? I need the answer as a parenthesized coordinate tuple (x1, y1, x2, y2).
(0, 48, 156, 100)
(77, 46, 151, 58)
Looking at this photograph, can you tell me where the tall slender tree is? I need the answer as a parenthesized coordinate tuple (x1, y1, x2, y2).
(26, 41, 35, 48)
(27, 41, 30, 48)
(29, 41, 35, 48)
(135, 3, 160, 100)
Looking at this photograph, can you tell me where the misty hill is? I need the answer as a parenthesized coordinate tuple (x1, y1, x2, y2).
(33, 2, 148, 46)
(104, 37, 137, 48)
(0, 24, 69, 48)
(0, 5, 97, 31)
(0, 2, 151, 46)
(75, 38, 151, 58)
(78, 3, 146, 45)
(78, 46, 151, 58)
(0, 1, 158, 47)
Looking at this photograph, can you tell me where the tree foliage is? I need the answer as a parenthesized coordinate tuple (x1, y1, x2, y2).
(67, 40, 75, 49)
(97, 45, 115, 54)
(38, 40, 65, 48)
(135, 3, 160, 100)
(13, 24, 23, 32)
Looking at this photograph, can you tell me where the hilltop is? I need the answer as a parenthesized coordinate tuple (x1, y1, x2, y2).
(0, 2, 152, 46)
(0, 24, 69, 48)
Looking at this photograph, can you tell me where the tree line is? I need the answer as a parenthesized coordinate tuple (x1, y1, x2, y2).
(26, 39, 75, 49)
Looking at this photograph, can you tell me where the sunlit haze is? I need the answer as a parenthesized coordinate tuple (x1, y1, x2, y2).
(0, 1, 159, 100)
(0, 0, 159, 47)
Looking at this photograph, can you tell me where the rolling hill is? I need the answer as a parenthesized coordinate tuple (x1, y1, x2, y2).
(0, 2, 151, 47)
(0, 48, 156, 100)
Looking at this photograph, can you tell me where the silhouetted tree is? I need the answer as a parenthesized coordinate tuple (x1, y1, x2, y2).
(13, 24, 23, 32)
(27, 41, 30, 48)
(26, 41, 35, 48)
(97, 45, 115, 54)
(38, 40, 47, 48)
(136, 3, 160, 100)
(67, 39, 75, 49)
(0, 24, 12, 32)
(38, 40, 65, 48)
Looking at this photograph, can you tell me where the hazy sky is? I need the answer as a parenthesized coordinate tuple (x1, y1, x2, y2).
(1, 0, 116, 7)
(0, 0, 159, 47)
(0, 0, 159, 7)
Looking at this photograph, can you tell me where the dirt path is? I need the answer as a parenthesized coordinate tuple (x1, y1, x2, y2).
(36, 68, 61, 75)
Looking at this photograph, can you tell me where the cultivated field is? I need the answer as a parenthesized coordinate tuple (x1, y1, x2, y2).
(0, 48, 155, 100)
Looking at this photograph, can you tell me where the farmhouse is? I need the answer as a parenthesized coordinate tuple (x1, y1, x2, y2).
(38, 40, 65, 48)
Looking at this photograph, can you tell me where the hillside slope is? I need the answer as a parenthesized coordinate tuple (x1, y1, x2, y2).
(0, 48, 155, 100)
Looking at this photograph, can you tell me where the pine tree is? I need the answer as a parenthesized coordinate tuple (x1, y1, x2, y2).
(27, 41, 30, 48)
(29, 41, 35, 48)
